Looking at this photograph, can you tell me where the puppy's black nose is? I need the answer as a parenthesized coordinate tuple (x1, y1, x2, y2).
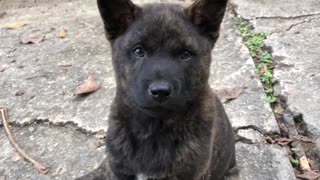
(149, 81, 173, 102)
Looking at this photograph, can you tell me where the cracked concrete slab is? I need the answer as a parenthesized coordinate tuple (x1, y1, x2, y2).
(0, 0, 280, 134)
(0, 123, 105, 179)
(0, 0, 113, 132)
(266, 17, 320, 138)
(230, 0, 320, 20)
(211, 13, 279, 133)
(237, 129, 264, 144)
(236, 143, 296, 180)
(253, 15, 320, 34)
(233, 0, 320, 171)
(234, 0, 320, 139)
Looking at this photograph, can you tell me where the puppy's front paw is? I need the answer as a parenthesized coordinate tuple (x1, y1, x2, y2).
(225, 166, 240, 180)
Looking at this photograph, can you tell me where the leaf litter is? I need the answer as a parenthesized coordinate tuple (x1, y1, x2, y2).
(21, 34, 45, 44)
(215, 87, 244, 103)
(75, 75, 99, 95)
(4, 21, 28, 29)
(57, 27, 67, 38)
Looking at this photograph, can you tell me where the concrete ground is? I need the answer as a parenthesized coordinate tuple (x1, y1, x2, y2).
(0, 0, 319, 179)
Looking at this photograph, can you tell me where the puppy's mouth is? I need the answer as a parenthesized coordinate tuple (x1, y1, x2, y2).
(139, 103, 170, 112)
(136, 103, 174, 117)
(142, 105, 167, 111)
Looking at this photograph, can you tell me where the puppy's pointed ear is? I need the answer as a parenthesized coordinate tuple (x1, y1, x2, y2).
(97, 0, 141, 40)
(185, 0, 228, 42)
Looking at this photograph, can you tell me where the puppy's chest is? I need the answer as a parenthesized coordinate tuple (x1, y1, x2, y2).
(136, 174, 149, 180)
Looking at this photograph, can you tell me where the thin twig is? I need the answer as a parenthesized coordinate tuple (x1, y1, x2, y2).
(0, 107, 49, 174)
(234, 125, 268, 135)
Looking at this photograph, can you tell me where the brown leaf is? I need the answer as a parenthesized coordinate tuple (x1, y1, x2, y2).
(274, 137, 292, 146)
(21, 35, 44, 44)
(260, 64, 268, 74)
(297, 170, 320, 180)
(275, 103, 285, 115)
(4, 21, 28, 29)
(75, 75, 99, 95)
(264, 136, 276, 144)
(57, 27, 67, 38)
(293, 135, 315, 143)
(300, 156, 311, 172)
(215, 87, 244, 103)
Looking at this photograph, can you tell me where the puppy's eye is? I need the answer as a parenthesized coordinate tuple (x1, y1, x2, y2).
(132, 46, 145, 57)
(180, 50, 192, 60)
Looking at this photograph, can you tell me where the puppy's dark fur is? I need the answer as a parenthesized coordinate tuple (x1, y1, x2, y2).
(77, 0, 236, 179)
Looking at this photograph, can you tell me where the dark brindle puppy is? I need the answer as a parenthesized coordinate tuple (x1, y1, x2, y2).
(77, 0, 236, 179)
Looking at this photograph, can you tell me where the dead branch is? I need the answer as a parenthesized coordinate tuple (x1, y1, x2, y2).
(0, 107, 49, 174)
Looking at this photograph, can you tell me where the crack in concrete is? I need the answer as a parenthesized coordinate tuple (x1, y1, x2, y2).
(0, 118, 106, 136)
(235, 125, 279, 136)
(223, 4, 320, 176)
(251, 12, 320, 20)
(228, 2, 320, 21)
(286, 16, 320, 31)
(235, 134, 254, 144)
(234, 125, 279, 145)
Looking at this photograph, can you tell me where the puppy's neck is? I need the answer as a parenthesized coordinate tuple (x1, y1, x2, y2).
(110, 97, 199, 139)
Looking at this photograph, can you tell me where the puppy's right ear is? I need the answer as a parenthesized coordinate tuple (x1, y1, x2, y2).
(97, 0, 141, 40)
(185, 0, 228, 43)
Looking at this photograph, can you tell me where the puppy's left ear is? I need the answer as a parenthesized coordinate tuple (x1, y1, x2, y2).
(185, 0, 228, 43)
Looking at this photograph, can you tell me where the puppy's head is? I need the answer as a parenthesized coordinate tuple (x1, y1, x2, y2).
(98, 0, 228, 115)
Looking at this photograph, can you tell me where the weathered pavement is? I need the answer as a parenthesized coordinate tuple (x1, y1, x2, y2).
(0, 0, 318, 179)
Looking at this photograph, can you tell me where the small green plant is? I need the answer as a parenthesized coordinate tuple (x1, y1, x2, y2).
(261, 70, 273, 84)
(237, 17, 278, 105)
(246, 33, 268, 57)
(290, 157, 300, 166)
(264, 88, 278, 104)
(291, 148, 300, 152)
(237, 19, 252, 38)
(265, 96, 277, 103)
(265, 88, 273, 94)
(260, 52, 272, 64)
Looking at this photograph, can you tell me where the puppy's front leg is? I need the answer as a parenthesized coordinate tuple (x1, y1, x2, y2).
(225, 166, 240, 180)
(75, 158, 136, 180)
(75, 159, 109, 180)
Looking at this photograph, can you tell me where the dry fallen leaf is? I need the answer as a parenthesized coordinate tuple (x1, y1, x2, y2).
(75, 75, 99, 95)
(293, 135, 315, 143)
(297, 170, 320, 180)
(274, 137, 292, 146)
(57, 27, 67, 38)
(263, 136, 276, 144)
(4, 21, 28, 29)
(21, 35, 44, 44)
(215, 87, 244, 103)
(260, 64, 268, 74)
(300, 156, 311, 172)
